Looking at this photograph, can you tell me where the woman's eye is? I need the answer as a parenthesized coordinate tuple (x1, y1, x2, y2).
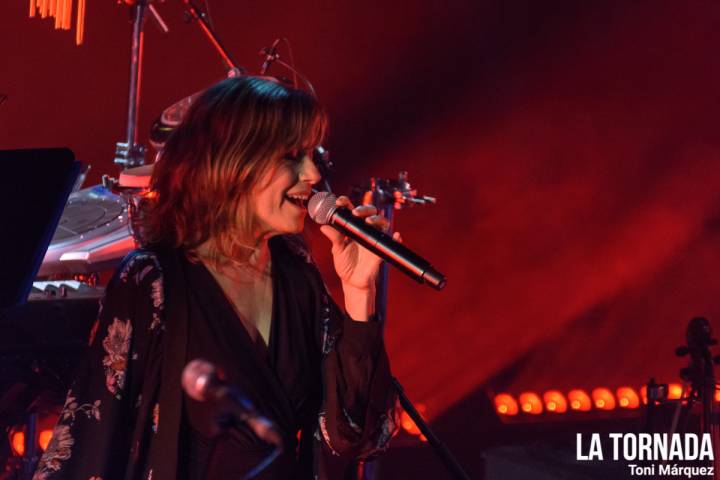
(283, 149, 306, 163)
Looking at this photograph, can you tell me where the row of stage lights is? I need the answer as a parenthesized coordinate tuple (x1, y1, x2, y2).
(10, 385, 709, 454)
(493, 383, 704, 416)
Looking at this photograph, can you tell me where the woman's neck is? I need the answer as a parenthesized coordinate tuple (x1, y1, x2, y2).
(247, 239, 272, 275)
(197, 236, 273, 282)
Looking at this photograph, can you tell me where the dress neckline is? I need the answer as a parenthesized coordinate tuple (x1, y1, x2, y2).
(191, 245, 280, 365)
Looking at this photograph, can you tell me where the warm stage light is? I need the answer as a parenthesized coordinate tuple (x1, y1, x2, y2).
(518, 392, 543, 415)
(9, 427, 56, 456)
(640, 385, 648, 405)
(400, 403, 427, 437)
(494, 393, 519, 416)
(10, 430, 24, 457)
(542, 390, 568, 413)
(715, 390, 720, 402)
(667, 383, 683, 400)
(567, 389, 592, 411)
(616, 387, 640, 409)
(39, 429, 53, 451)
(591, 388, 616, 410)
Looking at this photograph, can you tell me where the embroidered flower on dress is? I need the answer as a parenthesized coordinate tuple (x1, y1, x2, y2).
(32, 425, 74, 480)
(102, 317, 133, 398)
(61, 395, 101, 422)
(150, 278, 163, 308)
(149, 277, 164, 330)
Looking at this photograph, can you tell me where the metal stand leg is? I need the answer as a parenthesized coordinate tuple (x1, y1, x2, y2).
(115, 1, 148, 168)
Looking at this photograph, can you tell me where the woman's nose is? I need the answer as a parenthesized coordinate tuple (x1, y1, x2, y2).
(298, 154, 322, 185)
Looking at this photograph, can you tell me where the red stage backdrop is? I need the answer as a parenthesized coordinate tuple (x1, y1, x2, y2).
(2, 0, 720, 422)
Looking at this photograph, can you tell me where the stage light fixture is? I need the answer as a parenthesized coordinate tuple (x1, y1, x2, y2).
(542, 390, 568, 413)
(400, 403, 427, 441)
(39, 429, 53, 450)
(667, 383, 683, 400)
(616, 387, 640, 409)
(591, 388, 616, 410)
(567, 389, 592, 411)
(10, 430, 24, 457)
(518, 392, 543, 415)
(494, 393, 519, 416)
(8, 426, 56, 457)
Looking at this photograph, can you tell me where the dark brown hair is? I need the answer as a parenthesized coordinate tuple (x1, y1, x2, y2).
(140, 76, 327, 266)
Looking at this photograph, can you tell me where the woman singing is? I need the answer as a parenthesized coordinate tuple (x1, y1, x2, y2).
(34, 76, 399, 480)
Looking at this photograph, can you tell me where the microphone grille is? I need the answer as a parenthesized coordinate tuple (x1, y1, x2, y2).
(308, 191, 337, 225)
(181, 358, 216, 402)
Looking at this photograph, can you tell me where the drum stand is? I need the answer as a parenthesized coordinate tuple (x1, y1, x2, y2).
(349, 173, 471, 480)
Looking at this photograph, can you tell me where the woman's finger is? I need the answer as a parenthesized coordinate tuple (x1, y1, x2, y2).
(352, 205, 378, 217)
(393, 231, 403, 243)
(336, 195, 354, 210)
(364, 214, 390, 232)
(320, 224, 346, 249)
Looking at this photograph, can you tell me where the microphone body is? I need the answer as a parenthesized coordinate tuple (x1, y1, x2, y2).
(308, 192, 446, 290)
(182, 359, 283, 447)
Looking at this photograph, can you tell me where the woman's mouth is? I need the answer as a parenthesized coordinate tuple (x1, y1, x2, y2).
(284, 192, 309, 209)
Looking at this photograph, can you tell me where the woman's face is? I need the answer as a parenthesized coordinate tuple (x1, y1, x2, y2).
(251, 151, 322, 238)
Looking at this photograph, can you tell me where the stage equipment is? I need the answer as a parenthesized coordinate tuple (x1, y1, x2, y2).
(666, 317, 720, 478)
(182, 0, 243, 75)
(28, 0, 86, 45)
(2, 149, 80, 307)
(38, 185, 134, 277)
(114, 1, 169, 168)
(308, 191, 446, 290)
(257, 38, 317, 98)
(37, 0, 242, 276)
(336, 173, 463, 480)
(149, 92, 203, 153)
(181, 359, 283, 479)
(0, 148, 86, 479)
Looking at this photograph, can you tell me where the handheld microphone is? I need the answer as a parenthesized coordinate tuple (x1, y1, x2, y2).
(181, 359, 283, 447)
(308, 192, 446, 290)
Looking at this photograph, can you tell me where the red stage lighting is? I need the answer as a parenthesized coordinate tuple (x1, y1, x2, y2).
(667, 383, 683, 400)
(494, 393, 519, 416)
(591, 388, 616, 410)
(616, 387, 640, 409)
(39, 429, 53, 451)
(10, 430, 24, 457)
(518, 392, 543, 415)
(542, 390, 568, 413)
(400, 403, 428, 441)
(567, 389, 592, 412)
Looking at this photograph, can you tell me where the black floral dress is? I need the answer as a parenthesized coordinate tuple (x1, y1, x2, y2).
(33, 235, 398, 480)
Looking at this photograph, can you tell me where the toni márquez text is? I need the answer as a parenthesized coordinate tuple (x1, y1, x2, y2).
(576, 433, 715, 478)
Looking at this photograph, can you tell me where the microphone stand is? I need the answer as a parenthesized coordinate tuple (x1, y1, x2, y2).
(182, 0, 245, 76)
(348, 173, 470, 480)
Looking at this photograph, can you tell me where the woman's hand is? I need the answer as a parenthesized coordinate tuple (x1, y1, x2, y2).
(319, 196, 402, 321)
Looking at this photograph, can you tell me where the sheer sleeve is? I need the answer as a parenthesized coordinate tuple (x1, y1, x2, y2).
(33, 251, 164, 480)
(318, 298, 399, 459)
